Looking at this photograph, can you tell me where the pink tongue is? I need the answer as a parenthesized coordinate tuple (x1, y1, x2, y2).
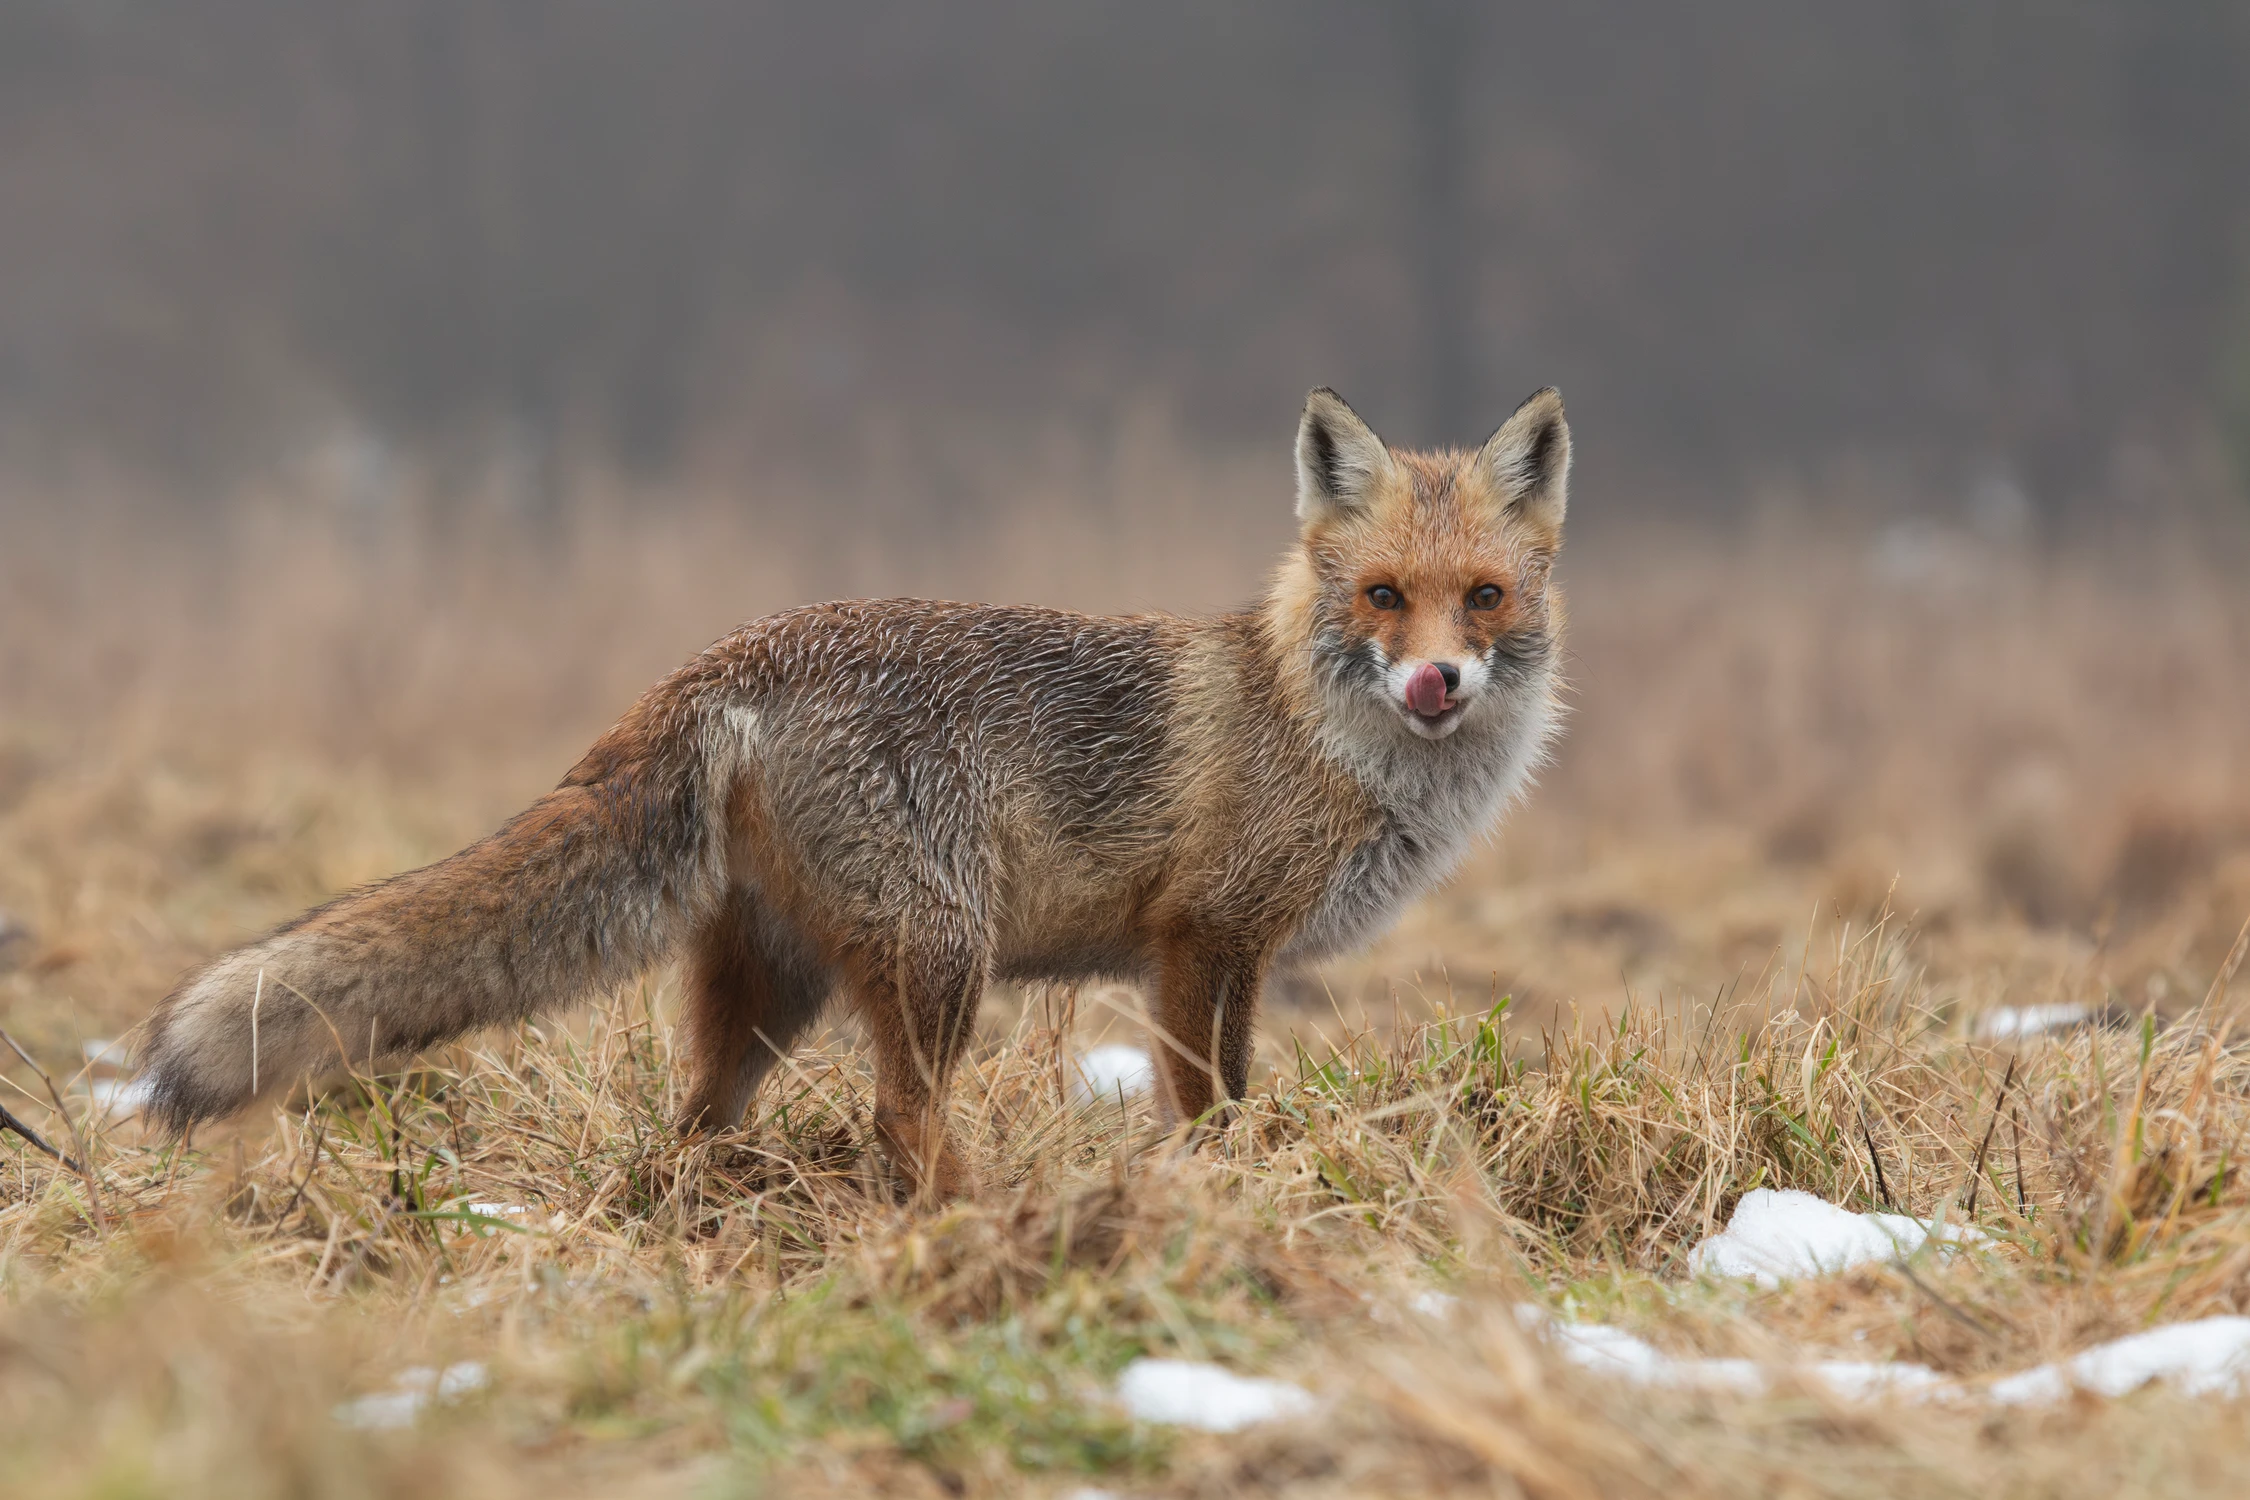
(1405, 663, 1450, 718)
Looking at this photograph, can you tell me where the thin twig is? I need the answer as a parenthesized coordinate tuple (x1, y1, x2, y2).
(1855, 1093, 1894, 1209)
(0, 1098, 78, 1172)
(251, 966, 264, 1095)
(1894, 1258, 2010, 1340)
(327, 1201, 397, 1294)
(0, 1026, 43, 1077)
(0, 1025, 105, 1229)
(1964, 1055, 2017, 1220)
(2012, 1106, 2027, 1218)
(277, 1111, 332, 1226)
(2199, 910, 2250, 1013)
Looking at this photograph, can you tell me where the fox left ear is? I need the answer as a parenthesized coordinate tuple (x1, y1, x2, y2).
(1475, 387, 1570, 534)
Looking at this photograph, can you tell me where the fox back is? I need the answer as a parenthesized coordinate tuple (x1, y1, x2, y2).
(136, 386, 1571, 1198)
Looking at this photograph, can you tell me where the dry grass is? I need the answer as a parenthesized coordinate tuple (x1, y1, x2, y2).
(5, 482, 2250, 1497)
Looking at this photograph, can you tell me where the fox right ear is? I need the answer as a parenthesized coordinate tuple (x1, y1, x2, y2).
(1295, 388, 1394, 526)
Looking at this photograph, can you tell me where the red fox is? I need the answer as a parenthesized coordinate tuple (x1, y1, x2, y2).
(137, 387, 1569, 1196)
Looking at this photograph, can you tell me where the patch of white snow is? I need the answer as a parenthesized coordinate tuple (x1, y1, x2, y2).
(1987, 1317, 2250, 1403)
(1804, 1361, 1947, 1399)
(1409, 1290, 1459, 1319)
(1687, 1188, 1984, 1287)
(428, 1362, 488, 1399)
(1517, 1307, 1942, 1399)
(332, 1388, 427, 1431)
(87, 1077, 152, 1118)
(332, 1361, 488, 1430)
(1071, 1044, 1154, 1105)
(1977, 1004, 2091, 1041)
(1115, 1358, 1314, 1432)
(1516, 1308, 1762, 1391)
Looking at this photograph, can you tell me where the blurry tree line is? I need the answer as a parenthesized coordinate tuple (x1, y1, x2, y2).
(2, 0, 2247, 516)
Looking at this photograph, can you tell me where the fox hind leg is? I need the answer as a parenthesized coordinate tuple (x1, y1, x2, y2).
(849, 925, 986, 1202)
(674, 888, 829, 1135)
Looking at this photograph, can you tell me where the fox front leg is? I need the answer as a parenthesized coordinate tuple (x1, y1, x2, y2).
(1149, 932, 1266, 1135)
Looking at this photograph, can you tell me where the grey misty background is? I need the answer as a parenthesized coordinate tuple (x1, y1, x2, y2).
(4, 0, 2250, 533)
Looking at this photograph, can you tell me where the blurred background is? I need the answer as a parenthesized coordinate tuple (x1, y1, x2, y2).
(3, 2, 2248, 1049)
(8, 1, 2250, 523)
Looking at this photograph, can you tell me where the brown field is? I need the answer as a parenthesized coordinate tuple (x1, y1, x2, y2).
(5, 466, 2250, 1498)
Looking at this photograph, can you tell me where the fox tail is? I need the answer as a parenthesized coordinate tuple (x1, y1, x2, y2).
(137, 701, 726, 1132)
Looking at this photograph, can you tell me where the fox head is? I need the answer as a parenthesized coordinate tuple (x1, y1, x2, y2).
(1273, 386, 1568, 749)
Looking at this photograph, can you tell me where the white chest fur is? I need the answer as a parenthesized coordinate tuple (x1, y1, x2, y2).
(1281, 692, 1554, 964)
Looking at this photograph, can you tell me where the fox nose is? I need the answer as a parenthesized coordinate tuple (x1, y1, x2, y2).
(1404, 662, 1455, 718)
(1435, 662, 1461, 693)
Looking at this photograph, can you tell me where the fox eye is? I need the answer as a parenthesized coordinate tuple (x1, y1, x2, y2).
(1468, 584, 1503, 610)
(1366, 585, 1403, 611)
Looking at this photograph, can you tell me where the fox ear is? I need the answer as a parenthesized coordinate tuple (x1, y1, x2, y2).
(1295, 388, 1394, 526)
(1476, 387, 1571, 534)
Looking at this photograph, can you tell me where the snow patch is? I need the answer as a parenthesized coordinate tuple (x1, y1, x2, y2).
(1515, 1307, 1935, 1397)
(1515, 1304, 2249, 1406)
(1071, 1044, 1154, 1105)
(81, 1037, 128, 1066)
(1115, 1358, 1314, 1431)
(332, 1362, 488, 1430)
(1977, 1004, 2091, 1041)
(331, 1389, 428, 1433)
(87, 1077, 152, 1118)
(1526, 1309, 1762, 1392)
(1988, 1317, 2250, 1403)
(1688, 1188, 1985, 1286)
(1805, 1360, 1948, 1399)
(1442, 1290, 2246, 1408)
